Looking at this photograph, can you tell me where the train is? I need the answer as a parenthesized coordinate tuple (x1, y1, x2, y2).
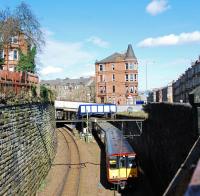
(95, 121, 138, 189)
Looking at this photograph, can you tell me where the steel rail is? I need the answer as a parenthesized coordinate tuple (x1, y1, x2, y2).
(56, 128, 71, 196)
(60, 127, 81, 196)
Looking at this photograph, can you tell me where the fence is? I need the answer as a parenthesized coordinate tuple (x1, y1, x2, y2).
(0, 70, 39, 94)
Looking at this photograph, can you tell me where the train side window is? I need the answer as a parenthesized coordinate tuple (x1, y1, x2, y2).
(109, 156, 117, 169)
(127, 156, 137, 168)
(119, 156, 126, 168)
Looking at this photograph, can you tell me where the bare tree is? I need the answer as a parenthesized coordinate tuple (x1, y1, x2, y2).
(0, 2, 44, 51)
(14, 2, 44, 50)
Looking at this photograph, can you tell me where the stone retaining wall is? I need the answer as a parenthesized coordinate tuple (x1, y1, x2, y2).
(0, 103, 56, 195)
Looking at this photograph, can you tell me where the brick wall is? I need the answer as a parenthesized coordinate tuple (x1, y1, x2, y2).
(0, 103, 56, 195)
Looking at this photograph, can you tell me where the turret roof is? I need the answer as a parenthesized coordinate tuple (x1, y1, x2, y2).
(96, 44, 137, 63)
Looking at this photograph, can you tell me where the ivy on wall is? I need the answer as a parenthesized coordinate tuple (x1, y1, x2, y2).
(16, 46, 36, 73)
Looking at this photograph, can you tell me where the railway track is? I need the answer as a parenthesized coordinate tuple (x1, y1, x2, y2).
(57, 127, 82, 196)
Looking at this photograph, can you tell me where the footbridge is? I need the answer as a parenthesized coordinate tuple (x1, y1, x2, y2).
(55, 100, 93, 120)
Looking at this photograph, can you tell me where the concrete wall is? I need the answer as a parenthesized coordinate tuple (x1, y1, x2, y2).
(0, 103, 56, 195)
(115, 103, 197, 195)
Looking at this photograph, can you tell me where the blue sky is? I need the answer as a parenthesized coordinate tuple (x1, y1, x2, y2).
(1, 0, 200, 91)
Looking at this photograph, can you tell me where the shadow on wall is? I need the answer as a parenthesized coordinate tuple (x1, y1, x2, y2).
(142, 103, 197, 195)
(116, 103, 198, 196)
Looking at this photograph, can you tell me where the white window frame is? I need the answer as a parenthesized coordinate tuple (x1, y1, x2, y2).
(112, 64, 115, 70)
(99, 64, 104, 71)
(129, 64, 134, 70)
(130, 86, 134, 93)
(134, 74, 137, 81)
(9, 36, 18, 44)
(13, 50, 18, 60)
(0, 49, 4, 59)
(130, 74, 134, 81)
(9, 50, 14, 60)
(125, 63, 129, 70)
(112, 74, 115, 81)
(125, 74, 129, 81)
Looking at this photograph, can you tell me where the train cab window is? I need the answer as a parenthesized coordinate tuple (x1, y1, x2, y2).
(109, 156, 117, 169)
(119, 156, 126, 168)
(127, 156, 137, 168)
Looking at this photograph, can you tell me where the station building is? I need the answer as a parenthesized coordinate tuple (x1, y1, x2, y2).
(95, 44, 138, 105)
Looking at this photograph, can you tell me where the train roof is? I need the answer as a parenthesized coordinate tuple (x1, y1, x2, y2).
(97, 122, 135, 156)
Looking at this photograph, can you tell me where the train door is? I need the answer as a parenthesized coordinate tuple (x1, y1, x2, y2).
(118, 156, 127, 179)
(126, 155, 137, 178)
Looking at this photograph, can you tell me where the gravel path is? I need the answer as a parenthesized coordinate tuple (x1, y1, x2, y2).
(36, 128, 115, 196)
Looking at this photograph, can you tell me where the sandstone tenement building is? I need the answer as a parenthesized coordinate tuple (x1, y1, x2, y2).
(0, 34, 29, 71)
(41, 76, 95, 102)
(95, 44, 138, 105)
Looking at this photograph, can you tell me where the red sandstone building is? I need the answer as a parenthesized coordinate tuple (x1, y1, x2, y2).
(95, 44, 138, 105)
(0, 34, 29, 71)
(0, 34, 38, 94)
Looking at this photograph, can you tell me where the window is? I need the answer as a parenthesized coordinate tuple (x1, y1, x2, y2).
(99, 64, 104, 71)
(130, 74, 134, 81)
(0, 49, 4, 59)
(112, 74, 115, 81)
(13, 50, 18, 60)
(135, 74, 137, 81)
(125, 63, 128, 70)
(127, 156, 137, 168)
(130, 86, 134, 93)
(109, 156, 117, 169)
(112, 64, 115, 70)
(13, 36, 18, 44)
(119, 156, 126, 168)
(129, 64, 134, 70)
(9, 36, 18, 44)
(113, 85, 115, 93)
(125, 74, 129, 81)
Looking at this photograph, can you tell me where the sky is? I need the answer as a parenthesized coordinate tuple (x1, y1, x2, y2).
(1, 0, 200, 91)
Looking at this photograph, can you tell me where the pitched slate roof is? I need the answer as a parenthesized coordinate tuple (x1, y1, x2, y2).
(96, 44, 137, 63)
(40, 77, 93, 86)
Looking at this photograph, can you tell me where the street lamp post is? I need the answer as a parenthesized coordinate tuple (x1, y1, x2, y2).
(146, 63, 148, 92)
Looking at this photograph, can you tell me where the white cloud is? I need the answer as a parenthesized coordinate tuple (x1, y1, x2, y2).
(146, 0, 170, 16)
(41, 66, 63, 75)
(38, 33, 95, 78)
(138, 31, 200, 47)
(87, 36, 109, 48)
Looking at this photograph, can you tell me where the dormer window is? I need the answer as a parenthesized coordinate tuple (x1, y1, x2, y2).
(9, 36, 18, 44)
